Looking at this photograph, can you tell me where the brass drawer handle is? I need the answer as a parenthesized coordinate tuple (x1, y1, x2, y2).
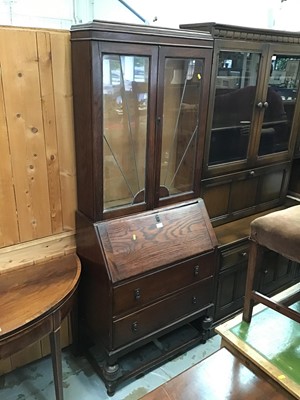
(192, 296, 197, 304)
(132, 321, 138, 332)
(239, 252, 248, 258)
(194, 265, 199, 276)
(134, 288, 141, 301)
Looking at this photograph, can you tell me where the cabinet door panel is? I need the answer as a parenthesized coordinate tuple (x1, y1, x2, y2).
(100, 44, 213, 215)
(157, 47, 212, 206)
(215, 265, 247, 321)
(159, 57, 202, 196)
(258, 53, 300, 157)
(215, 243, 248, 321)
(202, 183, 230, 218)
(101, 43, 158, 212)
(203, 40, 300, 178)
(203, 162, 290, 225)
(259, 250, 295, 295)
(230, 178, 258, 211)
(208, 50, 262, 166)
(259, 169, 285, 203)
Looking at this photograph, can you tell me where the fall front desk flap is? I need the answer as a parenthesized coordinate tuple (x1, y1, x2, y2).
(96, 199, 218, 283)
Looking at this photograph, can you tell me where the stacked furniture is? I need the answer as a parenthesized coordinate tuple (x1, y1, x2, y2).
(71, 20, 300, 394)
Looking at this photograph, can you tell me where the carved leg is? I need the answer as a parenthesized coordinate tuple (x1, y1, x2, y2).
(103, 363, 121, 396)
(201, 316, 213, 341)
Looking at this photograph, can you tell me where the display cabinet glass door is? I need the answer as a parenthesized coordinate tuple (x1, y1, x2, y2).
(258, 53, 300, 156)
(157, 47, 209, 204)
(206, 44, 300, 174)
(102, 46, 210, 213)
(208, 49, 261, 166)
(102, 52, 152, 211)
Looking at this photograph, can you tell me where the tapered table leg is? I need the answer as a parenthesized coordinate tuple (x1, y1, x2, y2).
(50, 319, 63, 400)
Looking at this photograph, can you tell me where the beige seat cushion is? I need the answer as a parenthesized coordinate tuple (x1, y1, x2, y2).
(250, 205, 300, 263)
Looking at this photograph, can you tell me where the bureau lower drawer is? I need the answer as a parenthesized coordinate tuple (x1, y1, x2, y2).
(112, 277, 213, 349)
(113, 251, 216, 316)
(221, 244, 249, 271)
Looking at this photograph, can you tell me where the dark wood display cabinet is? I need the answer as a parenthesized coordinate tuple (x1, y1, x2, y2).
(180, 22, 300, 324)
(181, 22, 300, 225)
(71, 21, 217, 395)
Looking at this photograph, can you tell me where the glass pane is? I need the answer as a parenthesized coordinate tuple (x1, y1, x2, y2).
(160, 58, 203, 197)
(209, 51, 261, 165)
(258, 54, 300, 156)
(103, 55, 149, 210)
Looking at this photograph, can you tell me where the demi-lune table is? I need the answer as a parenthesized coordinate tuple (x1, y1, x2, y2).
(0, 254, 81, 400)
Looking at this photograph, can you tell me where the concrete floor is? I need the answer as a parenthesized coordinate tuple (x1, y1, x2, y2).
(0, 335, 221, 400)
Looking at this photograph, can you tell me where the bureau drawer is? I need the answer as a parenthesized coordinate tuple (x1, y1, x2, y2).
(221, 244, 249, 271)
(113, 251, 216, 316)
(112, 277, 213, 349)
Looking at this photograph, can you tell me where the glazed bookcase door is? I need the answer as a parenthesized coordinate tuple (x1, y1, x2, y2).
(155, 46, 211, 207)
(101, 43, 158, 215)
(102, 45, 212, 215)
(255, 45, 300, 161)
(204, 40, 300, 178)
(204, 41, 268, 177)
(72, 22, 213, 221)
(209, 51, 261, 164)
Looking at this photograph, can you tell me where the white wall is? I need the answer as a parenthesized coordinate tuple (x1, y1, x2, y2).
(100, 0, 277, 29)
(0, 0, 74, 28)
(274, 0, 300, 31)
(0, 0, 298, 31)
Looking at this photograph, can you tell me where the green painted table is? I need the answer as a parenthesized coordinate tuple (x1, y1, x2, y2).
(216, 284, 300, 399)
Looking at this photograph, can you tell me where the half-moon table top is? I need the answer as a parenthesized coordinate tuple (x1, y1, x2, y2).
(0, 253, 81, 340)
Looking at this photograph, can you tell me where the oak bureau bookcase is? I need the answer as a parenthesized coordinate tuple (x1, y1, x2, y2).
(71, 21, 218, 395)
